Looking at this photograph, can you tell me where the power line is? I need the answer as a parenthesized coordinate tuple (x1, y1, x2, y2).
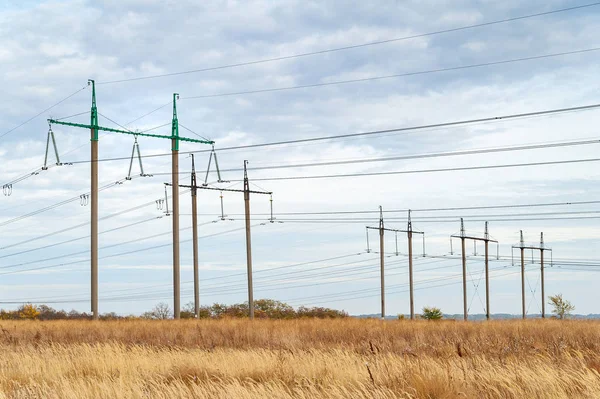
(0, 223, 261, 276)
(276, 215, 600, 224)
(0, 85, 88, 140)
(96, 2, 600, 85)
(194, 200, 600, 216)
(181, 47, 600, 99)
(227, 157, 600, 182)
(0, 176, 142, 228)
(210, 138, 600, 173)
(62, 102, 600, 164)
(0, 216, 163, 260)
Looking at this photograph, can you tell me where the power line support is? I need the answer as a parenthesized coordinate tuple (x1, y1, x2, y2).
(460, 221, 467, 321)
(171, 94, 181, 319)
(167, 161, 272, 320)
(365, 208, 424, 320)
(48, 84, 214, 320)
(484, 221, 490, 321)
(379, 206, 385, 320)
(90, 80, 98, 320)
(408, 210, 414, 320)
(243, 160, 254, 319)
(512, 231, 552, 319)
(191, 154, 200, 318)
(451, 218, 499, 321)
(520, 231, 525, 319)
(540, 233, 545, 318)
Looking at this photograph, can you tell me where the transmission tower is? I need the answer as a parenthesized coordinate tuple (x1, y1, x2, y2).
(451, 219, 499, 321)
(48, 81, 214, 319)
(365, 207, 424, 320)
(512, 231, 552, 319)
(167, 160, 272, 319)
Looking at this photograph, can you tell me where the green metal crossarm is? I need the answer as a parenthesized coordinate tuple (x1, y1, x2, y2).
(47, 119, 214, 145)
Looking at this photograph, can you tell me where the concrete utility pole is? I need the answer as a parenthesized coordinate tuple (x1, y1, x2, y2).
(512, 231, 552, 319)
(90, 82, 99, 320)
(451, 219, 499, 321)
(171, 94, 181, 319)
(365, 208, 425, 320)
(243, 161, 254, 319)
(407, 211, 414, 320)
(540, 233, 545, 318)
(168, 160, 272, 320)
(48, 85, 214, 320)
(378, 208, 385, 319)
(191, 155, 200, 318)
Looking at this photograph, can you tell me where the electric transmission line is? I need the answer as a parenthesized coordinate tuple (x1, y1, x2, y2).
(97, 2, 600, 85)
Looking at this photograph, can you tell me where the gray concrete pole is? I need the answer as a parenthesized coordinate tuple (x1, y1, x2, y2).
(408, 230, 414, 320)
(521, 247, 526, 319)
(172, 143, 180, 319)
(541, 249, 545, 319)
(461, 237, 467, 321)
(244, 161, 254, 319)
(380, 226, 385, 320)
(91, 133, 98, 320)
(485, 240, 490, 320)
(192, 185, 199, 318)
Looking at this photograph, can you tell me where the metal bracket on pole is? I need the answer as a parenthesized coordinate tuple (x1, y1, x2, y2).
(127, 136, 151, 180)
(203, 145, 229, 185)
(43, 123, 62, 170)
(163, 184, 170, 216)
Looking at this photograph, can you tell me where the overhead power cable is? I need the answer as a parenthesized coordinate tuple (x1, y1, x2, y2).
(227, 157, 600, 182)
(96, 2, 600, 85)
(0, 176, 142, 228)
(0, 216, 163, 260)
(276, 215, 600, 224)
(4, 253, 367, 302)
(194, 200, 600, 217)
(210, 138, 600, 173)
(181, 47, 600, 99)
(63, 102, 600, 165)
(0, 223, 261, 276)
(0, 85, 88, 140)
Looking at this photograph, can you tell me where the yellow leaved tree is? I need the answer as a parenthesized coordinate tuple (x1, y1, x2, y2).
(18, 304, 40, 320)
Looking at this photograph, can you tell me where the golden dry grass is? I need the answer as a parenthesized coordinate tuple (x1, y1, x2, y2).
(0, 318, 599, 398)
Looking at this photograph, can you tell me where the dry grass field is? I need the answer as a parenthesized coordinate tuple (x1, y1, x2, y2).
(0, 318, 599, 398)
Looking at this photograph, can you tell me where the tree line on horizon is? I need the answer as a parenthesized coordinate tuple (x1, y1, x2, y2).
(0, 299, 348, 320)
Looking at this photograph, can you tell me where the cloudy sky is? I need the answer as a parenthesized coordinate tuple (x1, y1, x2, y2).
(1, 0, 599, 317)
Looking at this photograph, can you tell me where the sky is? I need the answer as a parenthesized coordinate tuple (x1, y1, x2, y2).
(1, 0, 600, 317)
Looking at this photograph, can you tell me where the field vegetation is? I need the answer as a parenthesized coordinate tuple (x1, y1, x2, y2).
(0, 318, 599, 398)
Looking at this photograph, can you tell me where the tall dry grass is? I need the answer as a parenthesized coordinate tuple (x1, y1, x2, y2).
(0, 319, 599, 398)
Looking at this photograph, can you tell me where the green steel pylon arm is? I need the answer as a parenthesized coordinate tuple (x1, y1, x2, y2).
(47, 119, 214, 145)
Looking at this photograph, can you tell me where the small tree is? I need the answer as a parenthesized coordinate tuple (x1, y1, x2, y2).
(548, 294, 575, 319)
(142, 302, 172, 320)
(18, 304, 40, 320)
(421, 306, 443, 320)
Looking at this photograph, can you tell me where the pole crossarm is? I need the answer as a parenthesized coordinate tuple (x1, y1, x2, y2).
(452, 234, 498, 243)
(512, 245, 552, 251)
(367, 226, 424, 235)
(47, 119, 215, 145)
(166, 183, 271, 195)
